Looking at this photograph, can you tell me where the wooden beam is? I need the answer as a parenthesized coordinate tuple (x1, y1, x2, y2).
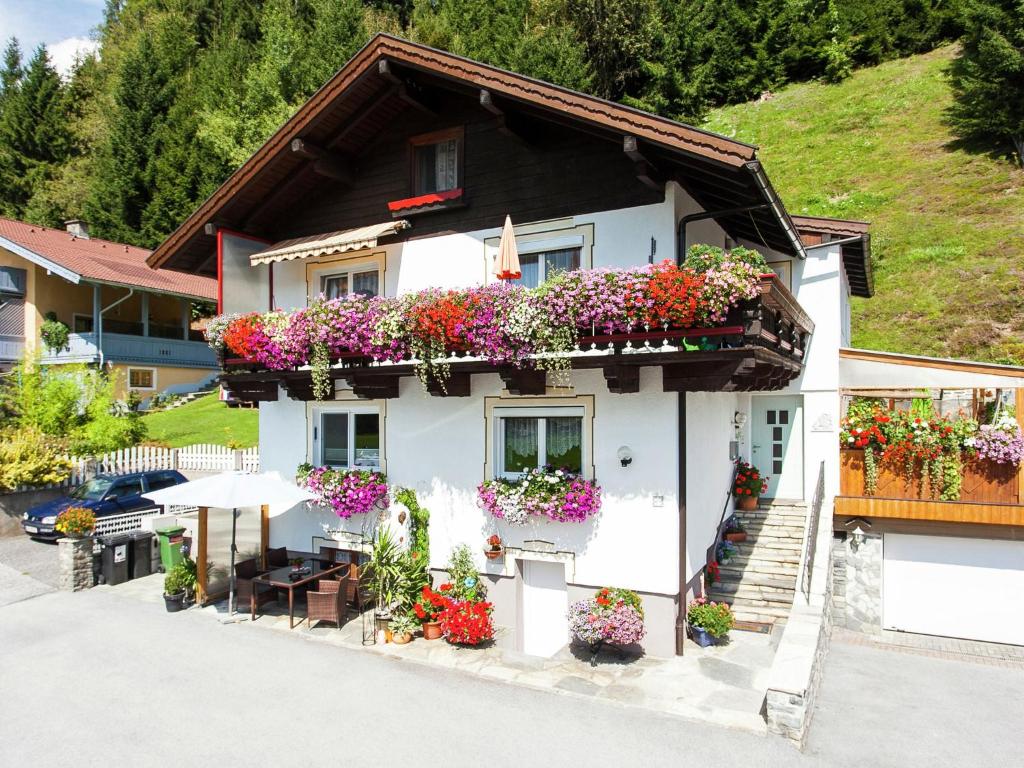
(835, 496, 1024, 527)
(378, 60, 437, 115)
(426, 371, 471, 397)
(498, 367, 547, 396)
(196, 507, 208, 605)
(260, 505, 269, 570)
(623, 136, 664, 191)
(346, 372, 400, 399)
(289, 138, 352, 183)
(479, 89, 502, 116)
(241, 164, 315, 229)
(603, 364, 640, 394)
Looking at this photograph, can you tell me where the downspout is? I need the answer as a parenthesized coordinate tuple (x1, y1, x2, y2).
(675, 394, 688, 655)
(676, 204, 770, 265)
(96, 286, 135, 369)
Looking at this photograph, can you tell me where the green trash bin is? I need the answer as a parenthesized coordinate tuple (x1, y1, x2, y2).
(155, 526, 186, 573)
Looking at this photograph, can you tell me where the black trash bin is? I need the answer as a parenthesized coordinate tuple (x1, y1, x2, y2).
(100, 534, 131, 586)
(128, 530, 155, 579)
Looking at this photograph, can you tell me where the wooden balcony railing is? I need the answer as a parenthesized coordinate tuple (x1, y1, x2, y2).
(222, 274, 815, 402)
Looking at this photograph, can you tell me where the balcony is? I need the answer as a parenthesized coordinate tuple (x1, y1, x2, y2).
(0, 336, 24, 362)
(221, 274, 813, 402)
(41, 331, 217, 369)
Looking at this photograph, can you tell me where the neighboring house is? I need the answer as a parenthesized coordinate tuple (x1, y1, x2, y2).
(0, 217, 218, 400)
(834, 349, 1024, 646)
(148, 35, 874, 657)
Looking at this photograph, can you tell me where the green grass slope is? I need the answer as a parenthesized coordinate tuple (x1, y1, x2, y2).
(141, 393, 258, 448)
(705, 45, 1024, 364)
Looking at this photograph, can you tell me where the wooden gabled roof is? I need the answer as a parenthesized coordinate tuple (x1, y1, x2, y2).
(150, 34, 807, 274)
(792, 215, 873, 298)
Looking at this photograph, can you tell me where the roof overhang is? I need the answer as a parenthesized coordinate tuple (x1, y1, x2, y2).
(792, 216, 873, 298)
(839, 347, 1024, 389)
(148, 34, 808, 274)
(251, 220, 410, 266)
(0, 234, 81, 284)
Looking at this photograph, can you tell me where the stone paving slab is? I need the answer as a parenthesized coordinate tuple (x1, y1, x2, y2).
(834, 627, 1024, 667)
(100, 575, 778, 734)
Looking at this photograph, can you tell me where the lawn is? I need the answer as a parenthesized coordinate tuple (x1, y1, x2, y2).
(704, 45, 1024, 364)
(141, 393, 258, 448)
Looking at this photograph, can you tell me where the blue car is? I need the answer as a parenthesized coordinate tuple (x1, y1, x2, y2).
(21, 470, 188, 540)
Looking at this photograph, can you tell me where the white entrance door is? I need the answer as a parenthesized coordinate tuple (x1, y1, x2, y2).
(751, 395, 804, 500)
(883, 534, 1024, 645)
(520, 559, 569, 657)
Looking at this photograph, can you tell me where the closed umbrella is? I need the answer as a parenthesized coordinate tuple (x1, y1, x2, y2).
(493, 215, 521, 280)
(144, 471, 315, 615)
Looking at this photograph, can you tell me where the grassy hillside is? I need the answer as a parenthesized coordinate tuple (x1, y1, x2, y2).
(141, 394, 258, 448)
(705, 45, 1024, 364)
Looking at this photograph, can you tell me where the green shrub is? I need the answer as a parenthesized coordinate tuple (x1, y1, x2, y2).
(39, 313, 70, 354)
(0, 427, 72, 490)
(684, 243, 771, 274)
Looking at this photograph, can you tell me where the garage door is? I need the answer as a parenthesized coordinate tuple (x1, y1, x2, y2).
(883, 534, 1024, 645)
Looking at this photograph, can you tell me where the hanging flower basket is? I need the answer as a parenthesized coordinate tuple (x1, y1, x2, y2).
(477, 467, 601, 525)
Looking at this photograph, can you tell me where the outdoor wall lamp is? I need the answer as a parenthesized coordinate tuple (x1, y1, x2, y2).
(617, 446, 634, 468)
(847, 518, 872, 551)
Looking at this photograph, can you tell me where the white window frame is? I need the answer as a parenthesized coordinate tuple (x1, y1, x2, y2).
(515, 238, 584, 288)
(127, 367, 156, 391)
(493, 406, 587, 480)
(319, 263, 381, 300)
(310, 405, 383, 471)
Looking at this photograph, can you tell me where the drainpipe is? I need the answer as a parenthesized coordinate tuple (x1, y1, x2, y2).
(676, 204, 770, 265)
(675, 394, 688, 655)
(96, 286, 134, 369)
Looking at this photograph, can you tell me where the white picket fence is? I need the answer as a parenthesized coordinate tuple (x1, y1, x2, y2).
(11, 444, 260, 492)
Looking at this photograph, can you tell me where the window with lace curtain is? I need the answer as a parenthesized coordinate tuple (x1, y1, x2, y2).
(410, 127, 463, 195)
(494, 406, 585, 479)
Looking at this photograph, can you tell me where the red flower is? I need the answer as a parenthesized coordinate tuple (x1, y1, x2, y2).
(414, 603, 426, 619)
(439, 583, 453, 592)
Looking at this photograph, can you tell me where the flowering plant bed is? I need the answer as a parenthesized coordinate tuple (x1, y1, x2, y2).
(840, 400, 1021, 500)
(208, 247, 767, 398)
(439, 598, 494, 645)
(569, 586, 646, 652)
(296, 463, 388, 518)
(477, 467, 601, 525)
(55, 507, 95, 538)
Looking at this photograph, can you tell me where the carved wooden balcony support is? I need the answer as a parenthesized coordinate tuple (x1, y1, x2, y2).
(426, 370, 471, 397)
(603, 364, 641, 394)
(498, 366, 547, 395)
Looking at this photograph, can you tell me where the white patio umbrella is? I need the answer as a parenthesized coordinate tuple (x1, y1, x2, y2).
(493, 214, 522, 280)
(144, 471, 315, 615)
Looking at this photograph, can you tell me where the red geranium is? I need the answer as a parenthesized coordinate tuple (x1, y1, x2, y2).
(439, 599, 494, 645)
(413, 585, 453, 623)
(222, 313, 264, 361)
(644, 262, 705, 328)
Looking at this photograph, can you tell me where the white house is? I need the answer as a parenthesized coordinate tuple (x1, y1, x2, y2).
(149, 35, 873, 657)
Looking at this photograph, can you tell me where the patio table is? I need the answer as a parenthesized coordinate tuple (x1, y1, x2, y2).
(251, 559, 348, 628)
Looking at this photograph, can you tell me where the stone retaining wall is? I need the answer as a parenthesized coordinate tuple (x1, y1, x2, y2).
(831, 531, 882, 634)
(0, 487, 66, 538)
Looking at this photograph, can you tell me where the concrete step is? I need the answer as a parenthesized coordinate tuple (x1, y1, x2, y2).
(735, 525, 806, 538)
(719, 561, 798, 579)
(724, 549, 801, 565)
(731, 607, 793, 625)
(716, 573, 794, 593)
(734, 534, 804, 548)
(710, 583, 795, 602)
(739, 507, 807, 518)
(736, 513, 807, 526)
(710, 592, 795, 612)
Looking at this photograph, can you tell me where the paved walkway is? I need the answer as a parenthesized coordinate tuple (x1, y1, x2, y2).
(833, 627, 1024, 667)
(108, 573, 776, 734)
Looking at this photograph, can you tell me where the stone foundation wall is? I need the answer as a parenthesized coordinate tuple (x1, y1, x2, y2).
(831, 532, 882, 634)
(58, 537, 95, 592)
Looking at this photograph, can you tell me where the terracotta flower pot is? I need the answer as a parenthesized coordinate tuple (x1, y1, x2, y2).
(484, 548, 503, 560)
(725, 532, 747, 543)
(422, 621, 442, 640)
(736, 495, 759, 511)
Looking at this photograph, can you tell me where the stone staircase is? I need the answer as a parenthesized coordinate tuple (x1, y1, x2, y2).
(708, 502, 808, 628)
(155, 383, 217, 411)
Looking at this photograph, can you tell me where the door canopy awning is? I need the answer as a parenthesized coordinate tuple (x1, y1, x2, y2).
(250, 220, 410, 266)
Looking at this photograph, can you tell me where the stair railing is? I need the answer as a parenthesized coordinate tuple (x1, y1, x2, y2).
(799, 460, 826, 601)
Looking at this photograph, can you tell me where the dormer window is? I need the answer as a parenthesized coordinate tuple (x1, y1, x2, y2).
(410, 128, 463, 195)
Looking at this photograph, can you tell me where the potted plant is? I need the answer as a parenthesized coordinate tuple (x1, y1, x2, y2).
(484, 534, 503, 560)
(724, 516, 747, 543)
(686, 598, 735, 647)
(390, 613, 418, 645)
(716, 540, 738, 565)
(363, 527, 405, 641)
(54, 507, 96, 538)
(733, 460, 767, 511)
(439, 598, 494, 646)
(413, 584, 452, 639)
(163, 568, 187, 612)
(569, 586, 646, 658)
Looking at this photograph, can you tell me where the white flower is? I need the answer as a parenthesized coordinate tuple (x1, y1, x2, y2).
(555, 470, 564, 477)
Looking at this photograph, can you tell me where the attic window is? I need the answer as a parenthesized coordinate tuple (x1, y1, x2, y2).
(410, 127, 462, 195)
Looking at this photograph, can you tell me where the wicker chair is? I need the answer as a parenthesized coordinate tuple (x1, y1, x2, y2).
(265, 547, 289, 568)
(307, 569, 350, 629)
(235, 558, 275, 610)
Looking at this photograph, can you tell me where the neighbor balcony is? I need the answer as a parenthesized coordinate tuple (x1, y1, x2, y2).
(41, 329, 217, 369)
